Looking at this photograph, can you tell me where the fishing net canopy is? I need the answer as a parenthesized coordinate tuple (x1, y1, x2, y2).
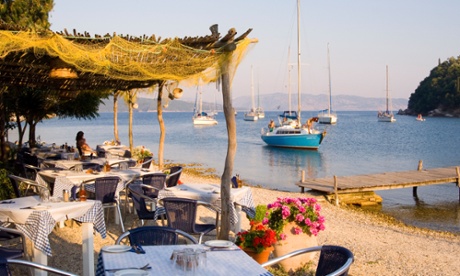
(0, 24, 256, 91)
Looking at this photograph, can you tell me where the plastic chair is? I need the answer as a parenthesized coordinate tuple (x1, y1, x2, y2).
(160, 197, 219, 244)
(94, 176, 125, 232)
(0, 258, 78, 276)
(116, 226, 198, 246)
(0, 227, 26, 260)
(165, 166, 183, 188)
(127, 183, 165, 227)
(261, 245, 354, 276)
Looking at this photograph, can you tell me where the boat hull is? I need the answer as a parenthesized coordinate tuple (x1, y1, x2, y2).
(244, 112, 258, 121)
(377, 114, 396, 122)
(318, 114, 337, 124)
(261, 127, 324, 149)
(193, 116, 218, 125)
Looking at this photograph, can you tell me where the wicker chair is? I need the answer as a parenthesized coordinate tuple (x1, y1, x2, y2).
(0, 258, 77, 276)
(165, 166, 183, 188)
(160, 197, 219, 244)
(127, 183, 165, 227)
(93, 176, 124, 232)
(261, 245, 354, 276)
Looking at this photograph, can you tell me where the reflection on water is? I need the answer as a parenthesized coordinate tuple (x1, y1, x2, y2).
(262, 147, 323, 178)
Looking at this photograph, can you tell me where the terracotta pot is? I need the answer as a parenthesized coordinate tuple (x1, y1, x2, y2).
(273, 222, 318, 272)
(243, 246, 273, 264)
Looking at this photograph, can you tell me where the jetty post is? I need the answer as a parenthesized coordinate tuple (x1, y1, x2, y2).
(413, 160, 423, 198)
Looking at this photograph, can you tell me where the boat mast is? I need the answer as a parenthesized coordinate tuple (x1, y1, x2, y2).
(327, 43, 332, 116)
(288, 47, 292, 115)
(297, 0, 302, 124)
(386, 65, 389, 113)
(251, 65, 255, 111)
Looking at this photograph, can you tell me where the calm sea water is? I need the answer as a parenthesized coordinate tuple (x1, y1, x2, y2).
(16, 111, 460, 233)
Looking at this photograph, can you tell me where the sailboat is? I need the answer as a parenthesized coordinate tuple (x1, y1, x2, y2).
(192, 85, 218, 125)
(261, 0, 326, 149)
(244, 66, 258, 121)
(318, 43, 337, 124)
(377, 65, 396, 122)
(255, 79, 265, 118)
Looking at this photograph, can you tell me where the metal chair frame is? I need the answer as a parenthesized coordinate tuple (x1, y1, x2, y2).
(0, 227, 27, 261)
(261, 245, 354, 276)
(115, 226, 198, 245)
(2, 258, 78, 276)
(7, 174, 50, 198)
(165, 166, 183, 188)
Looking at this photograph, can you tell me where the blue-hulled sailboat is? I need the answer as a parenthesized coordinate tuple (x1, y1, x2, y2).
(261, 0, 326, 149)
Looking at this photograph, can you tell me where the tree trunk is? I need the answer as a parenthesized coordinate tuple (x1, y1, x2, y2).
(15, 114, 26, 148)
(128, 92, 134, 152)
(0, 92, 6, 162)
(218, 57, 237, 240)
(28, 120, 36, 148)
(113, 91, 120, 143)
(157, 83, 165, 170)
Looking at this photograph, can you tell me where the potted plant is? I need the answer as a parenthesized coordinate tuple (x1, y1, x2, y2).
(132, 146, 153, 162)
(235, 223, 277, 264)
(249, 204, 267, 230)
(262, 197, 326, 271)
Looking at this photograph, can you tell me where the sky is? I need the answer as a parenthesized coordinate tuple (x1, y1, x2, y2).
(49, 0, 460, 101)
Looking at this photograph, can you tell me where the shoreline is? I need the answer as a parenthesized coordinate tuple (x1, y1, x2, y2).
(40, 168, 460, 275)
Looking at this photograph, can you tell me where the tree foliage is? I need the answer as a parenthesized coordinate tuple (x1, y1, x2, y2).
(0, 0, 54, 31)
(408, 56, 460, 114)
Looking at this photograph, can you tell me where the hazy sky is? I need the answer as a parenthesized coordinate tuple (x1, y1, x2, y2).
(49, 0, 459, 101)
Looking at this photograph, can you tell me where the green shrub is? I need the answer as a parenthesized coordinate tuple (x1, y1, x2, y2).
(0, 168, 15, 200)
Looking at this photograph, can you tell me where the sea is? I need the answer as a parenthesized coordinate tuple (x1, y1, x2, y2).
(13, 111, 460, 234)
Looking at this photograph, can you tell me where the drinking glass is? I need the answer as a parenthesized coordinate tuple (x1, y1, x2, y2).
(172, 251, 186, 274)
(195, 248, 207, 269)
(184, 250, 197, 275)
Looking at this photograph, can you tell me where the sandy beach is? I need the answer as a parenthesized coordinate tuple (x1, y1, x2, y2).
(40, 171, 460, 275)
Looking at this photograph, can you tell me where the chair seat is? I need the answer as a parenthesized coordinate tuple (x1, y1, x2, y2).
(194, 224, 216, 234)
(0, 248, 24, 260)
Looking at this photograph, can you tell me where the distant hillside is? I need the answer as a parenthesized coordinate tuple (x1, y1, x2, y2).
(99, 93, 408, 113)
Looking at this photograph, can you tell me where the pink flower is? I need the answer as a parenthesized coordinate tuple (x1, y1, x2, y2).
(293, 227, 303, 235)
(280, 233, 287, 240)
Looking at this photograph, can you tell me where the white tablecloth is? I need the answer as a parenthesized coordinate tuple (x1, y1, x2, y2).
(96, 244, 272, 276)
(41, 157, 135, 170)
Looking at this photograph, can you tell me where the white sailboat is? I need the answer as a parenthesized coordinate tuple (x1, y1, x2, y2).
(318, 43, 337, 124)
(244, 66, 258, 121)
(378, 65, 396, 122)
(261, 0, 326, 149)
(192, 85, 218, 125)
(255, 79, 265, 118)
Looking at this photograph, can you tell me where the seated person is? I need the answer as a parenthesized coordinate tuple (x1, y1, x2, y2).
(75, 131, 95, 156)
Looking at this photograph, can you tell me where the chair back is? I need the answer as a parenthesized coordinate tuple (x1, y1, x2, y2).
(116, 226, 198, 246)
(0, 258, 77, 276)
(142, 173, 167, 198)
(165, 166, 182, 188)
(141, 157, 153, 169)
(6, 175, 22, 198)
(94, 177, 120, 204)
(161, 198, 198, 233)
(97, 149, 106, 158)
(123, 150, 132, 158)
(316, 245, 354, 276)
(128, 184, 155, 220)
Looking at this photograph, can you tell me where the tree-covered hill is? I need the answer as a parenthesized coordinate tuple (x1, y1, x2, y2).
(404, 56, 460, 117)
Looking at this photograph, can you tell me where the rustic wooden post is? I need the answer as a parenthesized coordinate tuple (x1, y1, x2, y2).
(300, 170, 305, 193)
(334, 175, 339, 206)
(413, 160, 423, 198)
(456, 167, 460, 202)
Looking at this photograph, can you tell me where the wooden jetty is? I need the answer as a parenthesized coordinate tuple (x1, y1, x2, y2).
(297, 161, 460, 206)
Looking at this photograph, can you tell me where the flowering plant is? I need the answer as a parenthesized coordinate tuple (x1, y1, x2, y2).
(263, 197, 325, 240)
(131, 145, 153, 161)
(235, 224, 277, 254)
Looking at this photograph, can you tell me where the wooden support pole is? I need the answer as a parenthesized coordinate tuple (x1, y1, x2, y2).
(334, 175, 339, 206)
(413, 160, 423, 198)
(456, 167, 460, 202)
(300, 170, 305, 193)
